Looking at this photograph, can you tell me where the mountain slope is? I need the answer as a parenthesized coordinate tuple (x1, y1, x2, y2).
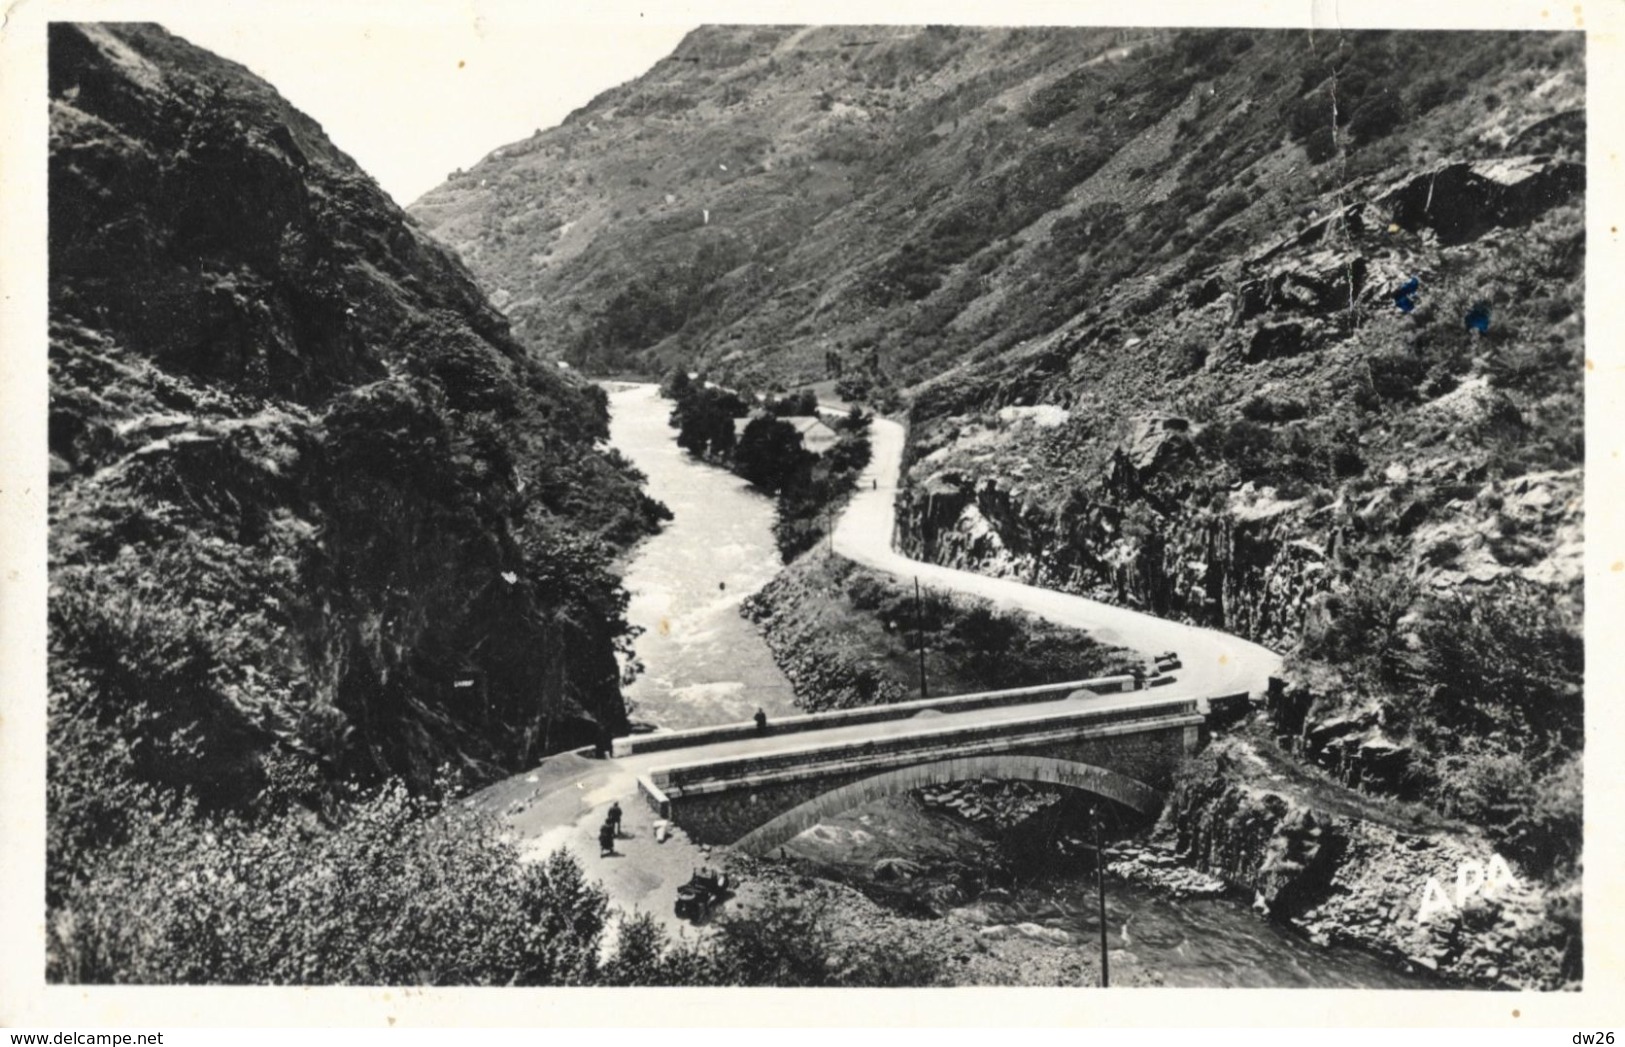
(47, 22, 665, 893)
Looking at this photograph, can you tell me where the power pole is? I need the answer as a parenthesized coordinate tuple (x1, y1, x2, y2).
(1092, 803, 1109, 988)
(914, 576, 928, 699)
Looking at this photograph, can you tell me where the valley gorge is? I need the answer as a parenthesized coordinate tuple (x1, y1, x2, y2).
(410, 25, 1583, 989)
(34, 20, 1587, 994)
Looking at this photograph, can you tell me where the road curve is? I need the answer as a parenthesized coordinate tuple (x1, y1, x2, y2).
(833, 415, 1283, 698)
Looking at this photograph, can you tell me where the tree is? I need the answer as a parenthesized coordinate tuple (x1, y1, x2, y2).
(669, 386, 746, 458)
(1409, 581, 1583, 751)
(952, 605, 1022, 687)
(661, 367, 691, 399)
(766, 389, 818, 417)
(734, 416, 812, 493)
(833, 406, 872, 435)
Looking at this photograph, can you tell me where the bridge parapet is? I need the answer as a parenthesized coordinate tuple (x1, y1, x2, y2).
(614, 675, 1139, 757)
(652, 696, 1198, 795)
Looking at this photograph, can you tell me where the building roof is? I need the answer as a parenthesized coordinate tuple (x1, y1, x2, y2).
(730, 413, 841, 449)
(781, 415, 837, 436)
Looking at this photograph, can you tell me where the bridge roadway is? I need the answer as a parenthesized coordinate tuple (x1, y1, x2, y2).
(620, 685, 1192, 783)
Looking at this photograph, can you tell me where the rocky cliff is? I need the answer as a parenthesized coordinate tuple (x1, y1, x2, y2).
(1136, 738, 1580, 989)
(47, 23, 665, 890)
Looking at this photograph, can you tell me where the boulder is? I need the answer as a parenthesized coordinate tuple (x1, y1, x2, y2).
(873, 857, 926, 882)
(1244, 320, 1320, 363)
(1305, 714, 1370, 750)
(1121, 414, 1195, 477)
(1380, 155, 1584, 245)
(1356, 736, 1411, 793)
(1238, 250, 1367, 320)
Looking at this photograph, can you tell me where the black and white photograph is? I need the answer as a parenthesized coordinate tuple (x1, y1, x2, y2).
(2, 0, 1619, 1033)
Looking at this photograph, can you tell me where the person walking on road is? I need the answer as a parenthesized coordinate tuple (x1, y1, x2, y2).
(599, 819, 616, 857)
(608, 801, 623, 838)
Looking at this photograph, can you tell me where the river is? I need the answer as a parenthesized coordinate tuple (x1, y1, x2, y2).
(601, 380, 1431, 990)
(606, 383, 800, 729)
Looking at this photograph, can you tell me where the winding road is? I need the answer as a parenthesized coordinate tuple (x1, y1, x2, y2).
(835, 415, 1283, 698)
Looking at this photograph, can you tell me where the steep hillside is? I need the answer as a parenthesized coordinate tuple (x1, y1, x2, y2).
(411, 26, 1583, 897)
(47, 22, 666, 895)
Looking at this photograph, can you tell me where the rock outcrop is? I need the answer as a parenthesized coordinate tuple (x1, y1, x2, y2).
(1381, 156, 1585, 245)
(1159, 741, 1579, 990)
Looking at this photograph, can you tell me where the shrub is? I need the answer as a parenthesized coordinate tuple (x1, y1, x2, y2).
(1299, 558, 1417, 686)
(1171, 336, 1208, 377)
(1408, 582, 1583, 751)
(1430, 747, 1581, 879)
(1367, 351, 1428, 403)
(693, 890, 947, 986)
(49, 782, 611, 985)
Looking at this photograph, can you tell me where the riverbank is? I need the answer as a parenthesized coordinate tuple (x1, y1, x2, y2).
(720, 852, 1160, 986)
(742, 548, 1142, 712)
(770, 776, 1437, 989)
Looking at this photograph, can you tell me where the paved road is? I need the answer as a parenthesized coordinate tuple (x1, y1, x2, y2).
(833, 415, 1283, 698)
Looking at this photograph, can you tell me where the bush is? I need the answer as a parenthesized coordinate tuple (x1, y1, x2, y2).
(1209, 189, 1249, 225)
(1299, 558, 1416, 686)
(1430, 748, 1581, 878)
(1171, 336, 1208, 377)
(1408, 582, 1583, 751)
(771, 389, 819, 416)
(50, 782, 612, 985)
(1367, 351, 1428, 403)
(692, 890, 946, 986)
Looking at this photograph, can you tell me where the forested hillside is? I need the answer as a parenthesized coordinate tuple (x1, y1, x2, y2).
(47, 22, 667, 908)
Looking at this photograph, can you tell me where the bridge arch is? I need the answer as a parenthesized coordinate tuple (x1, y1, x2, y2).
(731, 754, 1163, 856)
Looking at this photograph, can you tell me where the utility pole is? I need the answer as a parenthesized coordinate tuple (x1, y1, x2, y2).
(914, 576, 928, 699)
(1091, 803, 1109, 988)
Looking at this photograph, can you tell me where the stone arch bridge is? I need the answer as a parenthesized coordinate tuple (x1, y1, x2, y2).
(618, 681, 1247, 853)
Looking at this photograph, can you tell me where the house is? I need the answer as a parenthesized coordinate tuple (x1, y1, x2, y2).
(731, 413, 842, 454)
(782, 415, 841, 454)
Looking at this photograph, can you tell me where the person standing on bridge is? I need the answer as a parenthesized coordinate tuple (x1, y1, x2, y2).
(754, 707, 768, 734)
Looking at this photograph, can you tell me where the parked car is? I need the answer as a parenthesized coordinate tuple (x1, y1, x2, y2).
(675, 866, 735, 922)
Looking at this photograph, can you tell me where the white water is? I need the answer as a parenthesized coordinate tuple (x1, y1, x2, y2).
(605, 383, 800, 730)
